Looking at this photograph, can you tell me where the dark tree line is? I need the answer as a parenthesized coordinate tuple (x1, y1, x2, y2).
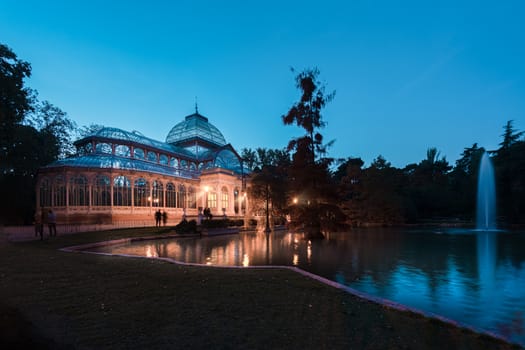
(1, 43, 76, 224)
(247, 119, 525, 230)
(335, 121, 525, 226)
(248, 68, 525, 230)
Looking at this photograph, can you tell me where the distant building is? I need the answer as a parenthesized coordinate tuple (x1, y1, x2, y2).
(36, 110, 247, 225)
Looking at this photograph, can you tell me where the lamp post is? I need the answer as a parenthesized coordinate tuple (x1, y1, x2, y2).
(265, 183, 271, 234)
(204, 186, 209, 209)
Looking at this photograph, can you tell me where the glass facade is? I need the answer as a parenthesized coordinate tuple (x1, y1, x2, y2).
(37, 111, 245, 223)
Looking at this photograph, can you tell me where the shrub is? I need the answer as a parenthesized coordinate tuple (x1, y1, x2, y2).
(174, 219, 197, 234)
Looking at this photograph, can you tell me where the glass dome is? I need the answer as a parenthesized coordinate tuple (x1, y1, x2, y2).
(166, 113, 227, 147)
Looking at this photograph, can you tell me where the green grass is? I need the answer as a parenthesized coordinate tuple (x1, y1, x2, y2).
(0, 227, 522, 349)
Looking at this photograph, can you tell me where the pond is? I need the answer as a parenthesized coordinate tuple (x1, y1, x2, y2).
(89, 228, 525, 346)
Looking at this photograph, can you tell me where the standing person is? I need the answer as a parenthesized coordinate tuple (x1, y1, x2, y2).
(154, 210, 161, 227)
(41, 208, 47, 237)
(47, 209, 57, 237)
(34, 210, 43, 240)
(162, 211, 168, 226)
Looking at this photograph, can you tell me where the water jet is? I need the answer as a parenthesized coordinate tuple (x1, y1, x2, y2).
(476, 152, 496, 230)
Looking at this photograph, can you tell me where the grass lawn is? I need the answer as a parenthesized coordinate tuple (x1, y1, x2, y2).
(0, 227, 522, 349)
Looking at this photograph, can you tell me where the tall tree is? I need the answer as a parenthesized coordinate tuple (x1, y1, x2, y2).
(283, 67, 335, 163)
(0, 44, 33, 175)
(449, 143, 485, 220)
(282, 68, 343, 238)
(494, 121, 525, 223)
(0, 43, 78, 224)
(498, 120, 523, 152)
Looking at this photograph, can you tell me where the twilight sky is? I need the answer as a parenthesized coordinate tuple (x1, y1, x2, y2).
(1, 0, 524, 168)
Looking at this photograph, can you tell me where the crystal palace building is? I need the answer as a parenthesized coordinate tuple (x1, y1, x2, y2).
(36, 110, 246, 225)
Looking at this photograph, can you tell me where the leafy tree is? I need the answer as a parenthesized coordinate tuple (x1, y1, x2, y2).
(29, 101, 77, 159)
(78, 123, 104, 138)
(449, 143, 485, 220)
(241, 148, 258, 172)
(282, 68, 344, 238)
(358, 156, 411, 224)
(282, 67, 335, 163)
(0, 43, 78, 224)
(247, 148, 290, 230)
(0, 44, 34, 176)
(405, 148, 452, 220)
(335, 157, 365, 225)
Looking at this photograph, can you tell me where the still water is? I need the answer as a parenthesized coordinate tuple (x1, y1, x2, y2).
(91, 228, 525, 345)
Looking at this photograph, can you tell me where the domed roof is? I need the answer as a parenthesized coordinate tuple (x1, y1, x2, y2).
(166, 112, 226, 147)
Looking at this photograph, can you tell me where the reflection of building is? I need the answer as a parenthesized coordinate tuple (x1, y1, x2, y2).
(36, 110, 247, 224)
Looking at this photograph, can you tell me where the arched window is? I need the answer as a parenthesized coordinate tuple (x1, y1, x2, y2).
(134, 178, 150, 207)
(134, 148, 145, 160)
(166, 182, 176, 208)
(39, 178, 52, 208)
(113, 175, 131, 206)
(170, 157, 179, 167)
(159, 154, 168, 165)
(152, 180, 164, 207)
(115, 145, 131, 157)
(93, 175, 111, 206)
(190, 162, 197, 171)
(147, 151, 157, 163)
(180, 159, 187, 168)
(177, 184, 186, 208)
(207, 190, 217, 210)
(220, 187, 229, 212)
(69, 175, 89, 206)
(188, 186, 197, 209)
(95, 142, 112, 154)
(53, 175, 66, 207)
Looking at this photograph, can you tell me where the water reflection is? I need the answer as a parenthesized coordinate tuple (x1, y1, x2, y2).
(91, 228, 525, 345)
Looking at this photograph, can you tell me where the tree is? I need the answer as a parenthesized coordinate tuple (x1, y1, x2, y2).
(498, 120, 523, 152)
(0, 44, 33, 176)
(282, 68, 344, 238)
(78, 123, 104, 138)
(334, 157, 365, 225)
(0, 43, 78, 224)
(404, 148, 452, 220)
(282, 67, 335, 163)
(359, 156, 410, 224)
(449, 143, 485, 220)
(241, 148, 258, 172)
(494, 121, 525, 223)
(247, 148, 290, 230)
(29, 101, 77, 159)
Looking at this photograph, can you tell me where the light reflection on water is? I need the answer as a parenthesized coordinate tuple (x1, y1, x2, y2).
(90, 228, 525, 346)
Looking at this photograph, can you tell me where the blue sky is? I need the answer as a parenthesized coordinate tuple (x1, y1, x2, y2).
(1, 0, 524, 167)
